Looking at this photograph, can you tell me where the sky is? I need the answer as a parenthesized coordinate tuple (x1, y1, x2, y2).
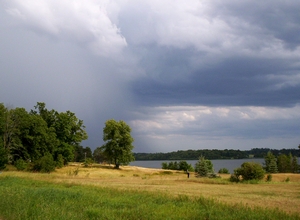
(1, 0, 300, 153)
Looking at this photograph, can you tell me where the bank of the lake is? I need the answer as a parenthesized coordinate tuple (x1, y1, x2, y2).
(130, 157, 300, 173)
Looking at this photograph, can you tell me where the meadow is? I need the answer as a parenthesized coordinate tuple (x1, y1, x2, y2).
(0, 164, 300, 220)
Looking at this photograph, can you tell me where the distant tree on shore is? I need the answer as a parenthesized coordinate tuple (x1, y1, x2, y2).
(133, 148, 300, 161)
(195, 156, 214, 177)
(161, 160, 194, 171)
(264, 151, 278, 173)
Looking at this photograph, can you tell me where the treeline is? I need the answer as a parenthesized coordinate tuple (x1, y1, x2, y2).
(162, 151, 299, 174)
(133, 148, 300, 160)
(0, 102, 88, 171)
(265, 151, 299, 173)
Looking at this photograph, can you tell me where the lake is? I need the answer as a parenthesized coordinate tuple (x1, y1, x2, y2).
(130, 158, 300, 173)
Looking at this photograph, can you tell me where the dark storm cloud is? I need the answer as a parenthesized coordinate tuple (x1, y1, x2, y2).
(131, 53, 300, 107)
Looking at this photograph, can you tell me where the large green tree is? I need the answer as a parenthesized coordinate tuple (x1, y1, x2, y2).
(32, 102, 88, 164)
(101, 119, 134, 168)
(0, 102, 88, 169)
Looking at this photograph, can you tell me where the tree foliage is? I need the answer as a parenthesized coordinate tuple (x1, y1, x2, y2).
(134, 148, 300, 160)
(195, 156, 214, 177)
(218, 168, 229, 174)
(93, 146, 108, 163)
(291, 156, 299, 173)
(264, 151, 299, 173)
(264, 151, 278, 173)
(277, 154, 292, 173)
(0, 144, 7, 170)
(101, 119, 134, 168)
(0, 102, 88, 172)
(233, 162, 265, 181)
(161, 161, 194, 171)
(32, 152, 56, 173)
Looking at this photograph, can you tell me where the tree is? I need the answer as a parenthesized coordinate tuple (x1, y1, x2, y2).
(291, 156, 299, 173)
(0, 104, 19, 164)
(195, 156, 214, 177)
(0, 104, 8, 169)
(101, 119, 134, 169)
(0, 144, 8, 170)
(93, 147, 108, 163)
(32, 103, 88, 164)
(277, 154, 292, 173)
(264, 151, 278, 173)
(178, 160, 194, 171)
(11, 108, 58, 163)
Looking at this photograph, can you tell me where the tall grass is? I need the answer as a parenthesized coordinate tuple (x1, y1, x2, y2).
(0, 176, 299, 220)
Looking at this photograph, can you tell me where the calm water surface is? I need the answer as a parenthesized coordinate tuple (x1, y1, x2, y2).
(130, 158, 300, 173)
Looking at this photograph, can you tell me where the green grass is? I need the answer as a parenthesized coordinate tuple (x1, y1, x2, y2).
(0, 176, 299, 220)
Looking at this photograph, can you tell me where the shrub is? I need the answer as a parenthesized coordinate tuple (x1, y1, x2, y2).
(266, 174, 272, 182)
(233, 162, 265, 181)
(229, 174, 240, 183)
(218, 168, 229, 174)
(208, 173, 221, 178)
(15, 159, 28, 171)
(32, 153, 56, 173)
(83, 158, 94, 167)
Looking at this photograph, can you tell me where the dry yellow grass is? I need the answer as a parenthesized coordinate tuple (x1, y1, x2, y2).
(3, 164, 300, 215)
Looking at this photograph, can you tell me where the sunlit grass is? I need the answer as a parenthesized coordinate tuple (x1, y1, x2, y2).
(0, 176, 299, 220)
(1, 164, 300, 219)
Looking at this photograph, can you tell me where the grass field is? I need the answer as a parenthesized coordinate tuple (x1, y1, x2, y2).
(0, 164, 300, 219)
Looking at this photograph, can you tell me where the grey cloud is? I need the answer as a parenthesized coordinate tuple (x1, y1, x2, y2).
(210, 1, 300, 49)
(131, 51, 300, 107)
(1, 1, 300, 152)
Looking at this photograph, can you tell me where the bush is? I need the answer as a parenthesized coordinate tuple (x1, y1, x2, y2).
(83, 158, 94, 167)
(32, 153, 56, 173)
(229, 174, 240, 183)
(233, 162, 265, 182)
(218, 168, 229, 174)
(56, 154, 64, 168)
(266, 174, 272, 182)
(208, 173, 221, 178)
(15, 159, 28, 171)
(161, 160, 194, 171)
